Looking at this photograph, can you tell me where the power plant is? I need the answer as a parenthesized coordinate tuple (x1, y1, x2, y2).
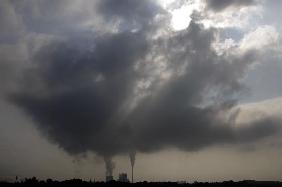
(105, 173, 129, 183)
(118, 173, 129, 182)
(105, 175, 114, 182)
(105, 153, 136, 183)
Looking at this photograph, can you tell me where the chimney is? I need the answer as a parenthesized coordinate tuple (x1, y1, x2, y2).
(131, 164, 134, 183)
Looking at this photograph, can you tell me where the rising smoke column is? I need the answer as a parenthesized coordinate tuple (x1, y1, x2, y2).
(104, 157, 115, 177)
(129, 151, 136, 183)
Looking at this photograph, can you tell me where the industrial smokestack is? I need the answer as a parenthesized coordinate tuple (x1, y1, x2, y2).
(131, 164, 133, 183)
(129, 151, 136, 183)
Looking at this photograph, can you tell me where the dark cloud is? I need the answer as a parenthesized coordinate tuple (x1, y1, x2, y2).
(9, 21, 279, 160)
(2, 0, 281, 177)
(206, 0, 256, 11)
(95, 0, 170, 35)
(9, 31, 149, 156)
(125, 23, 278, 153)
(97, 0, 162, 26)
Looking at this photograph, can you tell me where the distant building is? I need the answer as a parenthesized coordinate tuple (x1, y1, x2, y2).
(118, 173, 129, 182)
(106, 175, 114, 182)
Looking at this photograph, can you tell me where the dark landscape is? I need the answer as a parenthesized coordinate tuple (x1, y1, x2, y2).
(1, 178, 282, 187)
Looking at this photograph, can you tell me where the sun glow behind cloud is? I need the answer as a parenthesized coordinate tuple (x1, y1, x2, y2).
(158, 0, 262, 32)
(170, 5, 192, 30)
(158, 0, 204, 31)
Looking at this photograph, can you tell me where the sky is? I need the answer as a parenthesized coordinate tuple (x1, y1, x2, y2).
(0, 0, 282, 182)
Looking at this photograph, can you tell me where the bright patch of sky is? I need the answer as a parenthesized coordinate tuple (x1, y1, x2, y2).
(158, 0, 204, 31)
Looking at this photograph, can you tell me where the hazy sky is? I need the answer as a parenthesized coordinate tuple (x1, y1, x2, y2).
(1, 0, 282, 182)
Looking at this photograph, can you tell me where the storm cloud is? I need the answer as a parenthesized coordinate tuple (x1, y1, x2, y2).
(1, 0, 281, 178)
(9, 24, 278, 155)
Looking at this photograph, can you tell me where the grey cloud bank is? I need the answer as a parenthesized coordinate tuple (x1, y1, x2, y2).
(0, 0, 282, 179)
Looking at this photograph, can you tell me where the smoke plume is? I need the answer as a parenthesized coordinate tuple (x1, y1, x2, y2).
(104, 157, 115, 177)
(2, 0, 281, 177)
(129, 151, 136, 168)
